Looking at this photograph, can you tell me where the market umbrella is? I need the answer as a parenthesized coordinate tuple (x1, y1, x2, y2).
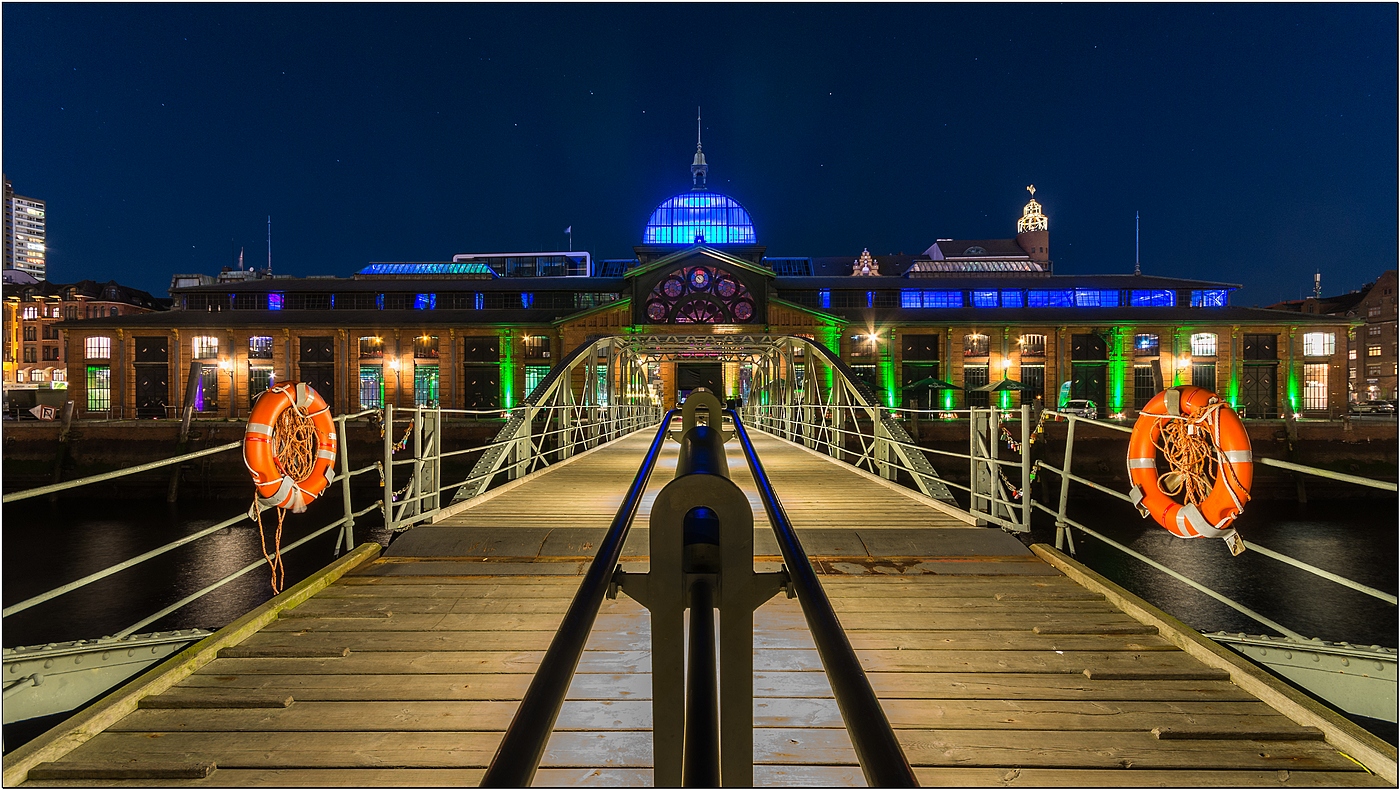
(902, 376, 960, 391)
(973, 379, 1026, 392)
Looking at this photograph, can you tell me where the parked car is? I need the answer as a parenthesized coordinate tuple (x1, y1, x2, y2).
(1350, 399, 1398, 415)
(1060, 399, 1098, 419)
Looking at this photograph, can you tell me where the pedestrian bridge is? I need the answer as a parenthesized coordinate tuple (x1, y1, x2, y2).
(4, 335, 1395, 787)
(7, 410, 1395, 787)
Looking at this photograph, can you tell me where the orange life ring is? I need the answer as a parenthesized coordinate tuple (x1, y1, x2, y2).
(243, 381, 337, 513)
(1126, 385, 1252, 540)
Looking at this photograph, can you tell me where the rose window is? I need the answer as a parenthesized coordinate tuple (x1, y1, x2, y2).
(644, 265, 757, 324)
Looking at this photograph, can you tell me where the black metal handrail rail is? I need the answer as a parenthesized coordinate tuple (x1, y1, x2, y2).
(480, 409, 677, 787)
(728, 408, 920, 787)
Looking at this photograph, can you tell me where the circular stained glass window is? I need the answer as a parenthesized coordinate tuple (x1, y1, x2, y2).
(715, 276, 737, 298)
(645, 265, 758, 324)
(732, 300, 754, 321)
(663, 277, 685, 299)
(689, 267, 711, 290)
(646, 301, 668, 321)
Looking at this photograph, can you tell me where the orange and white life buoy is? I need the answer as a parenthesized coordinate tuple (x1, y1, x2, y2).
(243, 381, 337, 514)
(1127, 385, 1252, 546)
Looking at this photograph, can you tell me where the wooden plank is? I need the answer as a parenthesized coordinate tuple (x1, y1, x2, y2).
(175, 672, 651, 701)
(1085, 668, 1232, 681)
(908, 768, 1395, 787)
(797, 631, 1178, 653)
(758, 697, 1297, 732)
(139, 693, 293, 709)
(21, 768, 489, 787)
(756, 648, 1218, 674)
(218, 646, 352, 658)
(1, 543, 383, 788)
(26, 762, 216, 780)
(1033, 544, 1398, 784)
(57, 731, 655, 769)
(1154, 726, 1327, 741)
(751, 729, 1364, 770)
(1034, 624, 1158, 635)
(829, 599, 1121, 613)
(846, 672, 1259, 702)
(226, 629, 652, 653)
(200, 649, 647, 675)
(107, 700, 652, 732)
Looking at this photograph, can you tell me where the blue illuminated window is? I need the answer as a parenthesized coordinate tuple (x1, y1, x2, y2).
(1130, 289, 1175, 307)
(375, 294, 385, 310)
(521, 293, 535, 309)
(358, 262, 497, 277)
(1000, 290, 1024, 308)
(414, 293, 436, 310)
(901, 290, 963, 308)
(643, 193, 757, 244)
(268, 292, 284, 311)
(866, 291, 875, 308)
(818, 289, 831, 309)
(1027, 289, 1074, 307)
(972, 290, 998, 308)
(474, 293, 484, 310)
(1074, 289, 1121, 307)
(1191, 289, 1228, 307)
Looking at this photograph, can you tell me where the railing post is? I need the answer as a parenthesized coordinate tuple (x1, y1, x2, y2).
(1021, 404, 1033, 532)
(410, 407, 424, 521)
(382, 404, 395, 531)
(337, 415, 355, 552)
(875, 408, 894, 481)
(1055, 415, 1077, 554)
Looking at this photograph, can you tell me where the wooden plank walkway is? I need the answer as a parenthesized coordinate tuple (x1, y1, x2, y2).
(15, 428, 1393, 787)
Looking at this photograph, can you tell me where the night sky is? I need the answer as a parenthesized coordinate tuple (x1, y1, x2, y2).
(4, 4, 1396, 304)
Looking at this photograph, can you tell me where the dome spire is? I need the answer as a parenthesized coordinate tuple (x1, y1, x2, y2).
(691, 107, 708, 191)
(1018, 184, 1048, 233)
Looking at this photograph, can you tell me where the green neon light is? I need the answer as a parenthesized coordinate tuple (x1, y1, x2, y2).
(1108, 328, 1127, 412)
(880, 334, 897, 409)
(942, 388, 956, 410)
(998, 389, 1012, 409)
(499, 331, 515, 408)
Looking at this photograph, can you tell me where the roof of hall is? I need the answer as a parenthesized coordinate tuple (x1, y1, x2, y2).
(171, 277, 626, 293)
(60, 309, 583, 328)
(809, 305, 1355, 325)
(772, 273, 1242, 290)
(926, 239, 1032, 259)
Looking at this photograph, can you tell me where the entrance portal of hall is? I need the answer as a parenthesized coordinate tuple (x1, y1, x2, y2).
(676, 362, 723, 405)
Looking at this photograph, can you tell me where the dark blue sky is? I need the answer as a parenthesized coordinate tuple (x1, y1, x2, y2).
(4, 4, 1396, 304)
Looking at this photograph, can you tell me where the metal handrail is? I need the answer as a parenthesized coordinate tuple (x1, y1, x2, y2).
(728, 409, 918, 788)
(480, 410, 677, 788)
(2, 441, 243, 504)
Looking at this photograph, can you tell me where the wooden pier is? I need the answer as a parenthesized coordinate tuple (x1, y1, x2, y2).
(9, 430, 1395, 786)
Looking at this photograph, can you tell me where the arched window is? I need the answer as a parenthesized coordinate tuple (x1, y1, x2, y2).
(644, 265, 756, 324)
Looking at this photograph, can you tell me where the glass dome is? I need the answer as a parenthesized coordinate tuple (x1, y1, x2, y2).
(643, 192, 756, 245)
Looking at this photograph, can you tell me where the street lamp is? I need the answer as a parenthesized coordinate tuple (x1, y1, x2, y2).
(388, 357, 401, 407)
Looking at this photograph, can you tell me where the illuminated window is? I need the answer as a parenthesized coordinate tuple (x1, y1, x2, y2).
(644, 266, 756, 323)
(900, 290, 963, 308)
(1074, 289, 1120, 307)
(1130, 290, 1175, 307)
(643, 192, 757, 244)
(413, 335, 439, 359)
(525, 364, 550, 397)
(1367, 345, 1381, 357)
(522, 335, 550, 360)
(21, 306, 38, 320)
(268, 292, 284, 310)
(1190, 289, 1229, 307)
(1134, 333, 1160, 355)
(249, 366, 274, 404)
(359, 337, 383, 359)
(414, 365, 439, 407)
(964, 333, 990, 356)
(249, 336, 274, 360)
(85, 336, 112, 359)
(86, 366, 110, 412)
(356, 366, 383, 409)
(1026, 289, 1073, 307)
(1349, 348, 1357, 360)
(1303, 363, 1328, 410)
(414, 293, 436, 310)
(1020, 334, 1046, 356)
(521, 293, 535, 309)
(971, 290, 998, 308)
(1000, 290, 1024, 308)
(818, 289, 831, 309)
(1190, 333, 1217, 357)
(192, 336, 219, 359)
(1302, 332, 1335, 357)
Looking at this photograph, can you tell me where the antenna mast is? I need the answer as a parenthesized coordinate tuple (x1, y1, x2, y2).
(267, 216, 272, 275)
(1134, 211, 1141, 276)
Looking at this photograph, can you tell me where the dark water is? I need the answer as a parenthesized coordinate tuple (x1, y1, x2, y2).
(2, 497, 388, 648)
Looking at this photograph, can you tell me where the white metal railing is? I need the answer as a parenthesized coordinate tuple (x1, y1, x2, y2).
(1035, 411, 1398, 642)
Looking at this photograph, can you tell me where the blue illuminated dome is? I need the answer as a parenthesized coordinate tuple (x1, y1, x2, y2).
(644, 192, 757, 245)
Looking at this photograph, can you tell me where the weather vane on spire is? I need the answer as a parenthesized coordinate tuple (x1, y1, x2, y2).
(1027, 184, 1036, 198)
(696, 107, 702, 150)
(691, 107, 708, 190)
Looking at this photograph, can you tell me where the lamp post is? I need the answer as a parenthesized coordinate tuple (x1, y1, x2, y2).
(389, 357, 401, 408)
(219, 358, 236, 419)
